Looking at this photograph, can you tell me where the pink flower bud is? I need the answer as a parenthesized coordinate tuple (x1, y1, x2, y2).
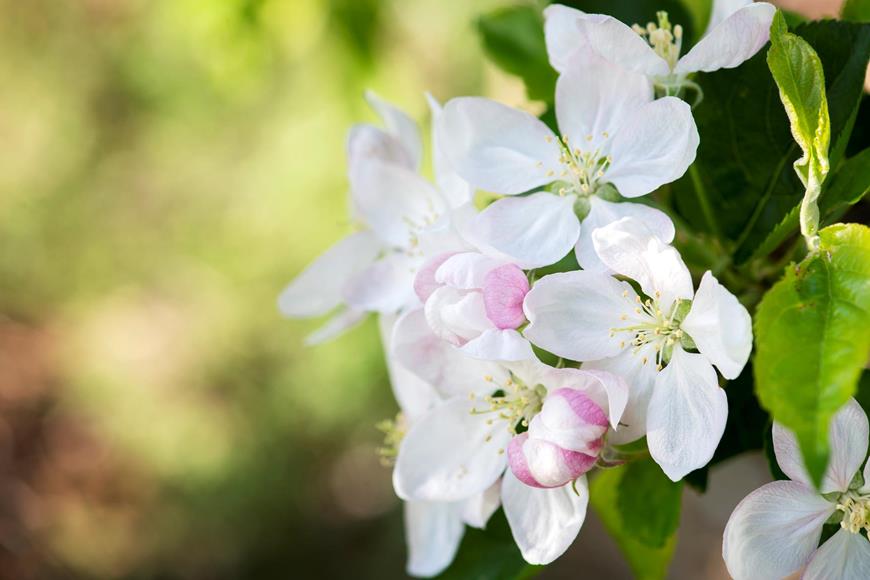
(413, 252, 456, 302)
(508, 432, 597, 488)
(482, 264, 529, 329)
(528, 388, 609, 456)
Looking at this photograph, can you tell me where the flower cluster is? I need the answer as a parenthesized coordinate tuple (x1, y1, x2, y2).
(281, 1, 777, 576)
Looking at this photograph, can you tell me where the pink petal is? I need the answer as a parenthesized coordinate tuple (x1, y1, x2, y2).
(482, 264, 529, 330)
(414, 252, 456, 302)
(507, 433, 596, 489)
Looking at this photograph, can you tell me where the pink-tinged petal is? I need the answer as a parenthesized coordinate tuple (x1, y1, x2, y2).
(414, 252, 456, 303)
(364, 90, 422, 170)
(424, 286, 493, 345)
(528, 388, 608, 455)
(508, 433, 596, 489)
(437, 97, 563, 195)
(404, 500, 464, 578)
(575, 197, 675, 273)
(722, 481, 835, 580)
(603, 97, 699, 198)
(278, 231, 382, 318)
(681, 271, 752, 380)
(647, 348, 727, 481)
(435, 252, 506, 290)
(459, 329, 535, 362)
(466, 193, 581, 270)
(774, 398, 869, 494)
(675, 2, 776, 75)
(482, 264, 529, 329)
(501, 470, 588, 565)
(803, 527, 870, 580)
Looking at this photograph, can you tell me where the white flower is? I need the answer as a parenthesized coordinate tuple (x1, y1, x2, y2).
(437, 54, 697, 269)
(378, 314, 500, 577)
(523, 217, 752, 480)
(414, 250, 535, 361)
(544, 1, 776, 94)
(723, 399, 870, 580)
(278, 92, 471, 343)
(392, 358, 628, 564)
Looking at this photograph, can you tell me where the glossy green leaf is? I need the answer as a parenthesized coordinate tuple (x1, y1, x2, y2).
(476, 6, 556, 103)
(590, 464, 678, 580)
(617, 458, 683, 548)
(820, 147, 870, 220)
(754, 223, 870, 486)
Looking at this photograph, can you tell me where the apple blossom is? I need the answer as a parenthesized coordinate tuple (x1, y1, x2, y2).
(378, 314, 500, 577)
(392, 358, 628, 564)
(523, 216, 752, 480)
(544, 1, 776, 97)
(437, 53, 696, 270)
(723, 399, 870, 580)
(278, 93, 471, 343)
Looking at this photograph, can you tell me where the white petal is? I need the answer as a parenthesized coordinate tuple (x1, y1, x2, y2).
(502, 471, 588, 565)
(722, 480, 835, 580)
(575, 197, 675, 273)
(404, 501, 464, 578)
(435, 252, 505, 290)
(460, 329, 536, 362)
(278, 231, 382, 317)
(555, 54, 652, 152)
(583, 344, 659, 444)
(438, 97, 562, 195)
(394, 398, 512, 502)
(604, 97, 699, 198)
(351, 159, 446, 248)
(675, 3, 776, 75)
(304, 307, 367, 345)
(803, 527, 870, 580)
(647, 348, 727, 481)
(380, 313, 442, 421)
(426, 93, 474, 209)
(343, 252, 419, 314)
(576, 16, 670, 78)
(543, 5, 609, 73)
(391, 309, 507, 399)
(681, 271, 752, 380)
(459, 482, 501, 529)
(523, 270, 642, 362)
(533, 366, 629, 431)
(347, 124, 415, 174)
(591, 216, 693, 310)
(365, 90, 422, 170)
(425, 286, 493, 345)
(706, 0, 754, 32)
(773, 398, 869, 494)
(467, 193, 580, 269)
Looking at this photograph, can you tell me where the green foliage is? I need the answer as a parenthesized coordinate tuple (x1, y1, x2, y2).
(820, 147, 870, 221)
(755, 223, 870, 486)
(842, 0, 870, 22)
(438, 510, 540, 580)
(590, 462, 679, 580)
(477, 5, 557, 103)
(670, 19, 870, 262)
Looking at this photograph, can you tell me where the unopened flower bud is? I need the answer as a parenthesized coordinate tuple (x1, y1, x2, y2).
(507, 432, 596, 488)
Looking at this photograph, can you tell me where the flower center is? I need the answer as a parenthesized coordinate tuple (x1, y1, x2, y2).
(609, 292, 691, 369)
(541, 134, 612, 197)
(471, 373, 547, 436)
(836, 492, 870, 534)
(401, 195, 442, 258)
(633, 11, 683, 72)
(376, 412, 407, 467)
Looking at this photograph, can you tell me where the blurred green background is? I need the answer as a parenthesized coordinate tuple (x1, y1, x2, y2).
(0, 0, 520, 577)
(0, 0, 849, 578)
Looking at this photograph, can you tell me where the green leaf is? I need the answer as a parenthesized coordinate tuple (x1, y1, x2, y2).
(590, 463, 678, 580)
(842, 0, 870, 22)
(820, 147, 870, 221)
(437, 509, 540, 580)
(616, 458, 683, 548)
(754, 223, 870, 486)
(670, 20, 870, 261)
(477, 6, 557, 103)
